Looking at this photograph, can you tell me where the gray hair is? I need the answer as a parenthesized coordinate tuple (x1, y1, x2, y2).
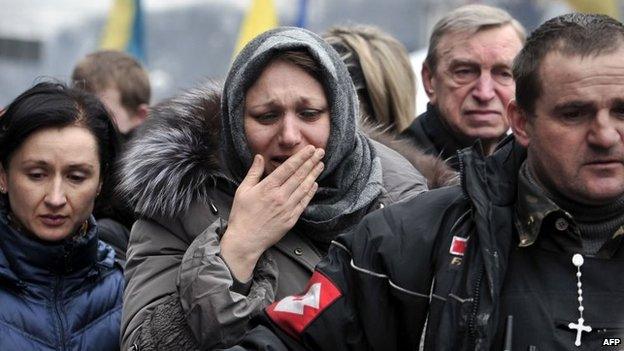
(425, 4, 526, 72)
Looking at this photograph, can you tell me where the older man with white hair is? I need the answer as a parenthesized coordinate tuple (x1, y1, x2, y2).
(401, 5, 525, 169)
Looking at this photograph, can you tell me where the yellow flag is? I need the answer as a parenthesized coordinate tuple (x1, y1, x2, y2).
(234, 0, 278, 55)
(100, 0, 146, 61)
(101, 0, 135, 50)
(566, 0, 619, 18)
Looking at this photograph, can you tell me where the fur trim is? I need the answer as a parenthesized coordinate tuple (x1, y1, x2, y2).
(116, 81, 223, 219)
(361, 122, 459, 189)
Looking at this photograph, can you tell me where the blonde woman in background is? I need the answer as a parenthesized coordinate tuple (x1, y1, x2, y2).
(324, 25, 416, 133)
(324, 25, 456, 188)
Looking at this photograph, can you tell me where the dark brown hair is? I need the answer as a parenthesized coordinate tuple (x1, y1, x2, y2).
(272, 50, 323, 83)
(0, 82, 120, 181)
(513, 13, 624, 115)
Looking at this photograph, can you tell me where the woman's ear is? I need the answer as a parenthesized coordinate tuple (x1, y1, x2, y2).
(508, 99, 530, 147)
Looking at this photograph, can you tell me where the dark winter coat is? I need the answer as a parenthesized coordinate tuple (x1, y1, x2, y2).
(227, 136, 624, 350)
(401, 104, 471, 170)
(0, 213, 124, 351)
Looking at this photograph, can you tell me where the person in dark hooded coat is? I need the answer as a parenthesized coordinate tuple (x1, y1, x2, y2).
(118, 27, 429, 350)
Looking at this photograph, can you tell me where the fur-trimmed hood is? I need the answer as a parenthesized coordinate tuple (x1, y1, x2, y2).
(117, 82, 456, 220)
(116, 81, 224, 219)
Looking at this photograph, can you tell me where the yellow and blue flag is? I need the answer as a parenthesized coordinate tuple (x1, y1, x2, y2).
(100, 0, 146, 62)
(233, 0, 311, 57)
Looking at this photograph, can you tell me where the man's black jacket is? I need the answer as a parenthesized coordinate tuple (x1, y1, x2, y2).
(226, 134, 624, 350)
(220, 136, 525, 350)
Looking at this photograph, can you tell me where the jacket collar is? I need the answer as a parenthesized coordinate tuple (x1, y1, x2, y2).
(513, 163, 570, 247)
(419, 104, 470, 167)
(513, 163, 624, 257)
(460, 135, 526, 207)
(0, 211, 100, 285)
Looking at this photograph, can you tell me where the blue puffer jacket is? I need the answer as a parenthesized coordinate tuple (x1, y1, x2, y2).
(0, 212, 124, 350)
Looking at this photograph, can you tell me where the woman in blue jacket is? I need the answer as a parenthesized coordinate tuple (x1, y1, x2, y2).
(0, 82, 124, 350)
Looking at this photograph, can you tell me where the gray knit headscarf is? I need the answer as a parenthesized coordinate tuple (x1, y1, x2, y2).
(221, 27, 382, 242)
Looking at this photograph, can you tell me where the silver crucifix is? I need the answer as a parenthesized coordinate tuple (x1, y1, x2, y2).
(568, 317, 591, 347)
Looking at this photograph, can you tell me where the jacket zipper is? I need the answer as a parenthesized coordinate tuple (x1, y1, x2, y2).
(54, 275, 66, 351)
(468, 266, 484, 349)
(457, 150, 470, 202)
(459, 146, 488, 348)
